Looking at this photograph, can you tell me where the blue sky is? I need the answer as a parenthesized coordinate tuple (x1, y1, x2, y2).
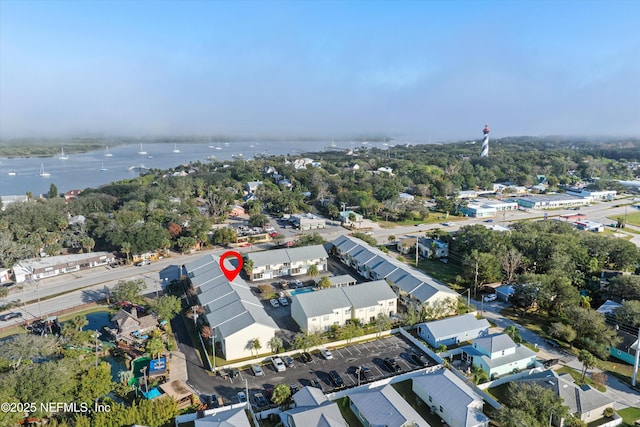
(1, 0, 638, 141)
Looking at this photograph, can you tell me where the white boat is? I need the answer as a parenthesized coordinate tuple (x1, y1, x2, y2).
(100, 162, 108, 171)
(172, 143, 180, 153)
(7, 171, 16, 176)
(137, 143, 147, 155)
(104, 146, 113, 157)
(39, 163, 50, 177)
(59, 147, 69, 160)
(215, 146, 222, 150)
(128, 164, 149, 171)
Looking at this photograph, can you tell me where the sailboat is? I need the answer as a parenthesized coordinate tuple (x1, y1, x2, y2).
(104, 146, 113, 157)
(137, 143, 147, 155)
(39, 163, 50, 177)
(172, 143, 180, 153)
(100, 162, 108, 171)
(59, 147, 69, 160)
(7, 171, 16, 176)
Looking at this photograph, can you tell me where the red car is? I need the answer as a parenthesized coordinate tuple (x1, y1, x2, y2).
(269, 232, 279, 237)
(239, 242, 251, 247)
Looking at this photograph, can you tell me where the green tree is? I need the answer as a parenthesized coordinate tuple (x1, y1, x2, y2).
(48, 183, 59, 199)
(612, 300, 640, 328)
(403, 305, 422, 326)
(499, 382, 568, 427)
(145, 335, 165, 360)
(504, 325, 524, 344)
(295, 232, 325, 247)
(248, 214, 269, 227)
(68, 314, 89, 332)
(112, 279, 145, 304)
(548, 322, 577, 347)
(318, 276, 332, 288)
(244, 258, 254, 276)
(149, 295, 182, 321)
(268, 336, 283, 353)
(271, 384, 291, 406)
(307, 264, 319, 278)
(76, 361, 114, 406)
(212, 227, 237, 245)
(247, 338, 261, 355)
(578, 349, 596, 383)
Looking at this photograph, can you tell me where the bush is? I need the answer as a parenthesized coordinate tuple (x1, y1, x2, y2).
(603, 407, 615, 418)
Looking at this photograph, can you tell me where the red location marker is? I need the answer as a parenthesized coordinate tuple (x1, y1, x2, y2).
(219, 251, 243, 282)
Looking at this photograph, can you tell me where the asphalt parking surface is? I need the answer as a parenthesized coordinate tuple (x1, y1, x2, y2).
(206, 333, 437, 408)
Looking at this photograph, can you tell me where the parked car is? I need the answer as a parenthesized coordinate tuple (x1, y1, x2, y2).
(320, 348, 333, 359)
(300, 352, 313, 363)
(312, 378, 322, 389)
(237, 391, 247, 403)
(271, 357, 286, 372)
(483, 293, 497, 302)
(357, 365, 373, 381)
(229, 367, 240, 378)
(410, 353, 427, 367)
(0, 312, 22, 321)
(135, 259, 151, 266)
(270, 298, 280, 308)
(283, 355, 295, 368)
(329, 370, 344, 388)
(484, 219, 493, 223)
(251, 364, 264, 376)
(279, 297, 289, 306)
(384, 357, 401, 372)
(441, 222, 453, 226)
(207, 394, 221, 409)
(289, 384, 299, 394)
(253, 392, 268, 407)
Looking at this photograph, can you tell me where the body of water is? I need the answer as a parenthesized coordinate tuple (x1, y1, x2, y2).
(0, 140, 332, 196)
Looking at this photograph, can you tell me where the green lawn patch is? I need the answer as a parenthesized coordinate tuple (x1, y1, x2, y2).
(555, 366, 606, 392)
(416, 259, 463, 286)
(618, 407, 640, 426)
(334, 397, 364, 427)
(390, 380, 447, 426)
(487, 383, 510, 404)
(621, 211, 640, 227)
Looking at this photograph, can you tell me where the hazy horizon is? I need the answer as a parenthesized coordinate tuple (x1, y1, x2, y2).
(1, 0, 639, 141)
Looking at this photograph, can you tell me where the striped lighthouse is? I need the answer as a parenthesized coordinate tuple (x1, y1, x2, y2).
(480, 124, 490, 157)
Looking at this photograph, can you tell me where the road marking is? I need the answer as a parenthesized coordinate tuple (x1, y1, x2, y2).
(373, 365, 384, 376)
(343, 347, 353, 356)
(400, 359, 412, 370)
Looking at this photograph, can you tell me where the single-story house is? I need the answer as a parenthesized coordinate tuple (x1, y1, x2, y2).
(13, 252, 115, 283)
(512, 370, 614, 426)
(184, 254, 279, 360)
(349, 384, 429, 427)
(417, 313, 490, 348)
(331, 235, 458, 312)
(412, 368, 489, 427)
(281, 386, 346, 427)
(111, 308, 158, 341)
(245, 181, 263, 193)
(461, 333, 537, 378)
(245, 245, 328, 281)
(194, 406, 251, 427)
(397, 237, 448, 259)
(291, 280, 397, 333)
(314, 274, 358, 288)
(339, 210, 364, 226)
(495, 285, 515, 302)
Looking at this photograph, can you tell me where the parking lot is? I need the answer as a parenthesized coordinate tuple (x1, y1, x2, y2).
(206, 333, 437, 408)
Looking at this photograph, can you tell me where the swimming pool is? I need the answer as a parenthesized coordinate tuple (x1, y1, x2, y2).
(290, 287, 314, 295)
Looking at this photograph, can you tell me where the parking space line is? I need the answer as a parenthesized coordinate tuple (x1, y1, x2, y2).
(335, 349, 344, 358)
(353, 345, 362, 354)
(373, 365, 384, 377)
(343, 347, 353, 356)
(346, 374, 356, 386)
(399, 359, 412, 371)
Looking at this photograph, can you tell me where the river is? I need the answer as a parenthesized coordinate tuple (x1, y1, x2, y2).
(0, 140, 331, 196)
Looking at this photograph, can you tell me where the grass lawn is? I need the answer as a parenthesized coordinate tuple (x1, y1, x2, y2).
(500, 307, 552, 338)
(595, 358, 640, 386)
(621, 211, 640, 227)
(391, 380, 447, 426)
(416, 259, 463, 286)
(334, 397, 364, 427)
(618, 407, 640, 426)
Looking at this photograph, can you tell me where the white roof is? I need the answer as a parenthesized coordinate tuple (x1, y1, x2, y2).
(418, 313, 490, 340)
(246, 245, 328, 267)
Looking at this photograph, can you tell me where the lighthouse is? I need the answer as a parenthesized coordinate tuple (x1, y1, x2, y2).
(480, 124, 490, 157)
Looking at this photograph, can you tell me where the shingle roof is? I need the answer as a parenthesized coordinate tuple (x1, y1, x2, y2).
(348, 385, 429, 427)
(418, 313, 490, 340)
(413, 369, 489, 427)
(292, 280, 396, 318)
(184, 254, 278, 340)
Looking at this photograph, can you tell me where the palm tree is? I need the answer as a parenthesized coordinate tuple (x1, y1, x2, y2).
(504, 325, 523, 343)
(70, 314, 89, 332)
(268, 336, 283, 353)
(271, 384, 291, 406)
(307, 264, 319, 278)
(248, 338, 261, 356)
(388, 235, 396, 244)
(578, 349, 596, 383)
(121, 242, 132, 265)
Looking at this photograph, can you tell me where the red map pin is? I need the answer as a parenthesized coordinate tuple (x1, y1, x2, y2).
(219, 251, 243, 282)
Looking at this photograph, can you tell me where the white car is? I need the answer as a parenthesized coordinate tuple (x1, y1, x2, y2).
(270, 299, 280, 308)
(272, 357, 286, 372)
(483, 294, 497, 302)
(320, 348, 333, 360)
(279, 297, 289, 306)
(251, 364, 264, 376)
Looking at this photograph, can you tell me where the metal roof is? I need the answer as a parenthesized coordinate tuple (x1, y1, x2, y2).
(246, 245, 328, 267)
(473, 333, 516, 354)
(418, 313, 490, 340)
(348, 384, 429, 427)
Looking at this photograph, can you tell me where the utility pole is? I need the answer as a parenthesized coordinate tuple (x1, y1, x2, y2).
(415, 237, 419, 267)
(474, 261, 479, 299)
(633, 326, 640, 387)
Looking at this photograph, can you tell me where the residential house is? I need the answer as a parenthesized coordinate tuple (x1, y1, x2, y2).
(348, 384, 429, 427)
(229, 205, 246, 217)
(184, 254, 279, 360)
(398, 192, 415, 202)
(245, 181, 263, 193)
(280, 386, 346, 427)
(377, 167, 393, 175)
(599, 301, 640, 365)
(194, 407, 251, 427)
(64, 189, 82, 201)
(417, 313, 490, 348)
(12, 252, 115, 283)
(245, 245, 328, 281)
(331, 235, 458, 312)
(0, 194, 29, 211)
(0, 268, 11, 283)
(111, 308, 158, 341)
(291, 280, 397, 332)
(512, 370, 614, 426)
(338, 210, 363, 226)
(495, 285, 515, 302)
(461, 333, 537, 378)
(412, 368, 489, 427)
(397, 237, 449, 259)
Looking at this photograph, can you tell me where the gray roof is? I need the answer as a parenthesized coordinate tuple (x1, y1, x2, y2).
(419, 314, 490, 340)
(514, 370, 613, 416)
(315, 274, 358, 287)
(184, 254, 278, 340)
(292, 280, 396, 318)
(292, 386, 328, 407)
(285, 388, 346, 427)
(331, 235, 457, 304)
(476, 345, 537, 369)
(413, 369, 489, 427)
(246, 245, 328, 267)
(194, 407, 251, 427)
(348, 385, 429, 427)
(473, 333, 516, 354)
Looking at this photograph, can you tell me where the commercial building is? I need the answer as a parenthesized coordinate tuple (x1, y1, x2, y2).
(511, 194, 589, 210)
(289, 213, 326, 230)
(13, 252, 115, 283)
